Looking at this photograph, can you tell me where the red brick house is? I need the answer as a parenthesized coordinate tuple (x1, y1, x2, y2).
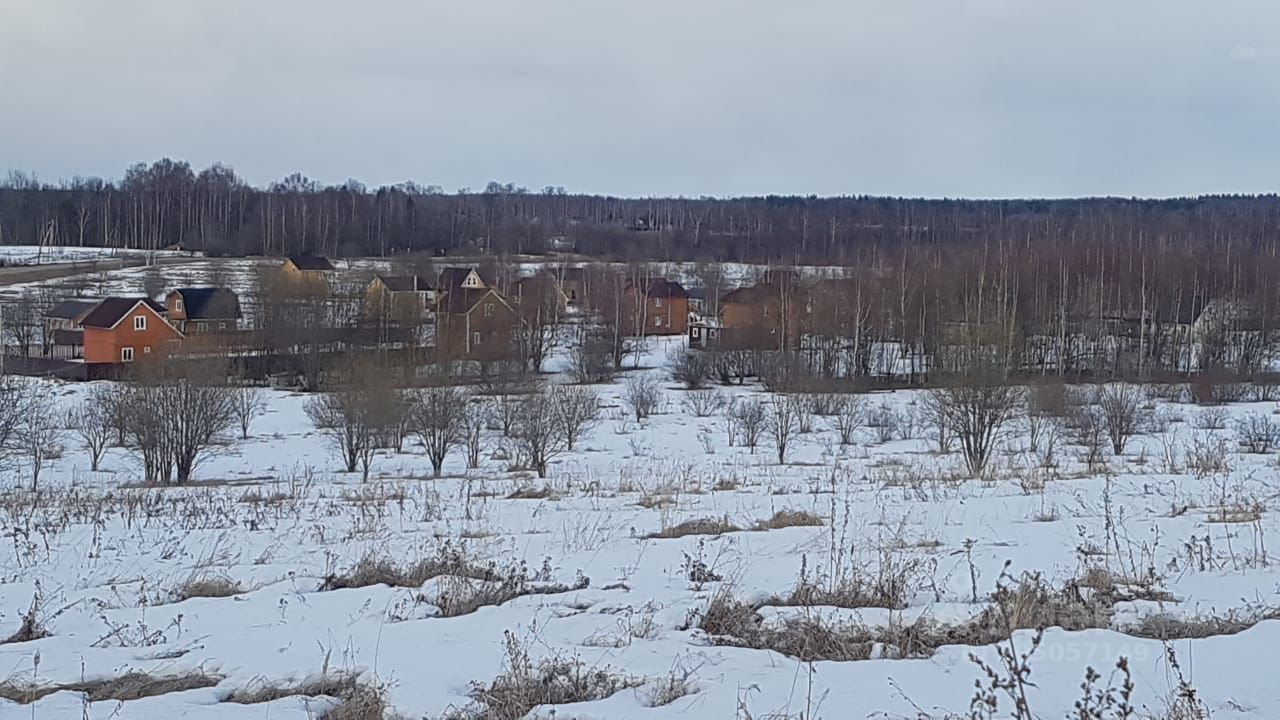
(81, 297, 183, 364)
(720, 282, 803, 351)
(623, 278, 689, 336)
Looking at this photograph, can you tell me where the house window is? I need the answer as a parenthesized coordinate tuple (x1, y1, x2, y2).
(472, 331, 481, 346)
(219, 322, 227, 330)
(134, 315, 147, 331)
(484, 303, 494, 318)
(654, 316, 663, 327)
(143, 346, 152, 355)
(175, 298, 183, 312)
(197, 322, 207, 332)
(655, 297, 663, 308)
(121, 347, 134, 362)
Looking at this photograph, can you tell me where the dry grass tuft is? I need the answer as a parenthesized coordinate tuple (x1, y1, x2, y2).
(506, 486, 557, 500)
(646, 515, 740, 539)
(226, 672, 386, 719)
(441, 631, 641, 720)
(752, 509, 824, 531)
(1129, 606, 1280, 640)
(174, 574, 243, 602)
(0, 671, 220, 705)
(319, 541, 499, 591)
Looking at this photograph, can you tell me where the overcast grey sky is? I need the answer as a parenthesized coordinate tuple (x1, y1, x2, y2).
(2, 1, 1277, 198)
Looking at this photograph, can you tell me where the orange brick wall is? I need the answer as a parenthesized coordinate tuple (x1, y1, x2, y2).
(83, 306, 182, 364)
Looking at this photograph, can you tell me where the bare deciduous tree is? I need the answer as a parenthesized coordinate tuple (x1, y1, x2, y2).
(305, 361, 391, 481)
(511, 390, 564, 478)
(551, 386, 599, 451)
(410, 386, 467, 477)
(126, 362, 237, 484)
(729, 398, 767, 453)
(831, 395, 864, 446)
(767, 395, 802, 464)
(682, 388, 724, 417)
(668, 349, 713, 390)
(460, 398, 492, 469)
(17, 385, 62, 490)
(927, 380, 1023, 476)
(231, 386, 268, 440)
(71, 387, 114, 471)
(1095, 383, 1144, 455)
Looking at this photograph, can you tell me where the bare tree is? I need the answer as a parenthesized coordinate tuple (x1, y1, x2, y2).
(551, 385, 599, 451)
(624, 375, 662, 422)
(127, 362, 236, 484)
(460, 397, 492, 469)
(682, 388, 724, 417)
(17, 385, 62, 490)
(0, 376, 32, 468)
(767, 395, 801, 464)
(729, 398, 767, 452)
(304, 361, 391, 480)
(231, 386, 268, 440)
(512, 390, 564, 478)
(71, 387, 114, 471)
(831, 395, 863, 445)
(1, 293, 41, 357)
(1095, 383, 1143, 455)
(570, 328, 618, 384)
(410, 386, 467, 477)
(927, 380, 1023, 476)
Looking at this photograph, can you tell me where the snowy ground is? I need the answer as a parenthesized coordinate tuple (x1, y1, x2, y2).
(0, 245, 193, 266)
(1, 340, 1279, 717)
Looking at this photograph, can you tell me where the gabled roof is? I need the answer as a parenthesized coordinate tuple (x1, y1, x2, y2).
(80, 297, 167, 330)
(46, 299, 101, 321)
(627, 278, 689, 299)
(169, 288, 242, 320)
(438, 267, 487, 290)
(438, 287, 512, 315)
(375, 275, 433, 292)
(286, 256, 336, 271)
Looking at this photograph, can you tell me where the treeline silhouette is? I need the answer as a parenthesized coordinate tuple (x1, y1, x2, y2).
(3, 159, 1280, 265)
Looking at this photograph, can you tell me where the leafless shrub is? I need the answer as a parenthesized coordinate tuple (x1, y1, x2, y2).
(1096, 383, 1144, 455)
(17, 386, 64, 490)
(320, 542, 498, 591)
(510, 389, 565, 478)
(1185, 432, 1230, 478)
(682, 539, 722, 584)
(643, 668, 697, 707)
(807, 393, 844, 416)
(442, 631, 640, 720)
(1235, 412, 1280, 453)
(624, 374, 662, 422)
(410, 386, 467, 476)
(669, 348, 714, 390)
(123, 361, 238, 484)
(866, 402, 900, 443)
(1195, 407, 1228, 430)
(927, 381, 1023, 476)
(71, 386, 114, 471)
(729, 398, 767, 452)
(1070, 405, 1108, 470)
(460, 398, 492, 469)
(569, 328, 620, 384)
(551, 385, 599, 451)
(767, 396, 802, 463)
(682, 388, 724, 417)
(647, 515, 740, 539)
(831, 395, 864, 445)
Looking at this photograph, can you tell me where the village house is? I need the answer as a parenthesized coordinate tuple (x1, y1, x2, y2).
(365, 274, 435, 325)
(434, 267, 520, 361)
(719, 282, 803, 350)
(280, 255, 336, 288)
(513, 273, 569, 314)
(79, 297, 183, 364)
(164, 288, 242, 334)
(550, 266, 586, 308)
(43, 299, 100, 359)
(623, 278, 689, 336)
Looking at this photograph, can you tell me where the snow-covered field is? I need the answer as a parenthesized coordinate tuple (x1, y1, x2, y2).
(0, 245, 193, 266)
(0, 333, 1276, 719)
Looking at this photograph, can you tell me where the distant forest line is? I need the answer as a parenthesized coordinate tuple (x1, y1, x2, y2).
(1, 159, 1280, 266)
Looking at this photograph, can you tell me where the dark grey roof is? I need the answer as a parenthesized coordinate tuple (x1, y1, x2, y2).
(376, 275, 433, 292)
(80, 298, 166, 329)
(287, 256, 336, 271)
(171, 288, 241, 320)
(46, 299, 101, 321)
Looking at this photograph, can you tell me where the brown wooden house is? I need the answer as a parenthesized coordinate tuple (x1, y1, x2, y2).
(720, 282, 803, 350)
(366, 274, 435, 328)
(434, 268, 520, 361)
(280, 256, 336, 290)
(623, 278, 689, 336)
(43, 299, 100, 359)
